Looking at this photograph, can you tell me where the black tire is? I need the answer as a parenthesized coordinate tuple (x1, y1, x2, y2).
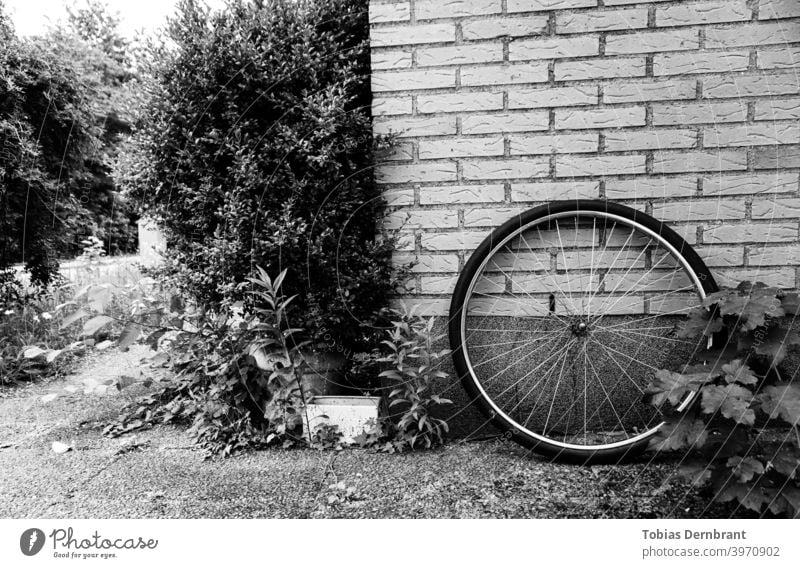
(448, 199, 718, 464)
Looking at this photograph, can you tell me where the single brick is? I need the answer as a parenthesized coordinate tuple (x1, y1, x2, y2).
(510, 35, 599, 61)
(654, 50, 750, 76)
(510, 132, 599, 154)
(462, 158, 551, 180)
(372, 68, 456, 93)
(372, 97, 413, 116)
(755, 98, 800, 121)
(557, 155, 646, 177)
(392, 253, 460, 273)
(383, 142, 414, 161)
(462, 15, 549, 40)
(555, 106, 645, 129)
(749, 245, 800, 267)
(605, 0, 675, 4)
(420, 184, 506, 204)
(555, 57, 646, 81)
(461, 62, 549, 87)
(604, 129, 697, 151)
(512, 181, 600, 201)
(705, 22, 800, 48)
(417, 92, 504, 114)
(652, 101, 747, 125)
(418, 136, 505, 160)
(422, 231, 492, 251)
(557, 7, 648, 34)
(752, 198, 800, 219)
(758, 46, 800, 70)
(417, 43, 505, 67)
(715, 268, 795, 288)
(392, 232, 416, 251)
(377, 162, 458, 184)
(605, 177, 698, 199)
(652, 150, 748, 173)
(461, 111, 550, 134)
(508, 85, 598, 108)
(383, 188, 415, 207)
(603, 78, 697, 103)
(464, 207, 528, 227)
(656, 1, 751, 27)
(374, 116, 457, 137)
(418, 275, 460, 295)
(371, 49, 413, 70)
(507, 0, 597, 13)
(385, 209, 459, 230)
(753, 146, 800, 169)
(702, 173, 799, 196)
(702, 222, 798, 244)
(703, 74, 800, 98)
(693, 246, 744, 267)
(758, 0, 800, 20)
(704, 123, 800, 147)
(651, 199, 745, 222)
(369, 2, 411, 23)
(605, 28, 700, 55)
(416, 0, 502, 20)
(370, 23, 455, 47)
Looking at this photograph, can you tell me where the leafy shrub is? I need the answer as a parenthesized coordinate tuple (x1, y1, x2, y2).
(646, 282, 800, 518)
(118, 0, 397, 350)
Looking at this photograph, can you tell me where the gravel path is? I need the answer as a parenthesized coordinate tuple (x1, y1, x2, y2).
(0, 348, 745, 519)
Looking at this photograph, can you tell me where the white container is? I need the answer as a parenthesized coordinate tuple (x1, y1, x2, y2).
(302, 396, 382, 444)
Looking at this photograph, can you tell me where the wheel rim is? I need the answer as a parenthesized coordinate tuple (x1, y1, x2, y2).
(459, 209, 709, 453)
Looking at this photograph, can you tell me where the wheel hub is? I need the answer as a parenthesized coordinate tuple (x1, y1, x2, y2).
(570, 320, 589, 337)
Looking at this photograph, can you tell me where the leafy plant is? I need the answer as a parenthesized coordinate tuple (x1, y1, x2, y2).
(646, 282, 800, 518)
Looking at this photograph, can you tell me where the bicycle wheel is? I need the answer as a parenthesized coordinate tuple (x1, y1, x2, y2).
(449, 199, 718, 464)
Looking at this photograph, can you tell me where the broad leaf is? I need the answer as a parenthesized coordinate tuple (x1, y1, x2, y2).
(721, 359, 758, 386)
(759, 385, 800, 425)
(648, 416, 708, 452)
(60, 308, 89, 329)
(118, 323, 142, 351)
(22, 346, 46, 359)
(753, 326, 800, 368)
(646, 370, 709, 406)
(677, 308, 722, 339)
(726, 456, 764, 483)
(88, 285, 112, 313)
(82, 315, 113, 337)
(701, 384, 755, 425)
(717, 480, 772, 513)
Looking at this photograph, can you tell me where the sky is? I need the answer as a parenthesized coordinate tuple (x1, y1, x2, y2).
(4, 0, 227, 37)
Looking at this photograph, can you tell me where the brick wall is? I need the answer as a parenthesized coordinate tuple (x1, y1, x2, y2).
(369, 0, 800, 315)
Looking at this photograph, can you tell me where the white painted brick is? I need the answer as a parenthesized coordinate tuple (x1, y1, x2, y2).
(512, 181, 600, 201)
(754, 146, 800, 169)
(462, 15, 549, 40)
(652, 101, 748, 125)
(605, 177, 698, 199)
(510, 36, 599, 61)
(422, 231, 491, 251)
(461, 63, 549, 87)
(557, 155, 646, 177)
(652, 150, 748, 173)
(418, 92, 505, 114)
(605, 0, 674, 4)
(508, 0, 597, 12)
(383, 188, 415, 206)
(557, 8, 648, 33)
(392, 253, 460, 273)
(464, 207, 527, 227)
(657, 1, 751, 27)
(555, 57, 646, 81)
(382, 142, 414, 161)
(417, 43, 505, 67)
(371, 49, 413, 70)
(758, 46, 800, 70)
(704, 123, 800, 147)
(749, 245, 800, 266)
(702, 222, 798, 244)
(508, 85, 598, 109)
(420, 185, 506, 204)
(605, 129, 697, 151)
(752, 198, 800, 219)
(392, 232, 416, 251)
(372, 97, 413, 116)
(462, 158, 551, 180)
(605, 29, 700, 55)
(654, 50, 750, 76)
(510, 132, 599, 154)
(416, 0, 502, 20)
(369, 2, 411, 23)
(372, 69, 456, 92)
(703, 74, 800, 98)
(377, 162, 458, 184)
(758, 0, 800, 20)
(390, 298, 451, 316)
(692, 246, 744, 267)
(705, 22, 800, 48)
(555, 106, 645, 129)
(755, 98, 800, 121)
(370, 23, 455, 47)
(374, 116, 457, 137)
(385, 209, 459, 229)
(418, 275, 459, 294)
(461, 111, 550, 134)
(715, 268, 796, 288)
(419, 136, 505, 159)
(702, 173, 799, 196)
(651, 199, 745, 222)
(603, 78, 697, 103)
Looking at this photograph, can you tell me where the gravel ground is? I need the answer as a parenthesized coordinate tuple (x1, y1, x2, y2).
(0, 348, 747, 519)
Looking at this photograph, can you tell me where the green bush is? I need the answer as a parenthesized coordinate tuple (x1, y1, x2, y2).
(119, 0, 397, 350)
